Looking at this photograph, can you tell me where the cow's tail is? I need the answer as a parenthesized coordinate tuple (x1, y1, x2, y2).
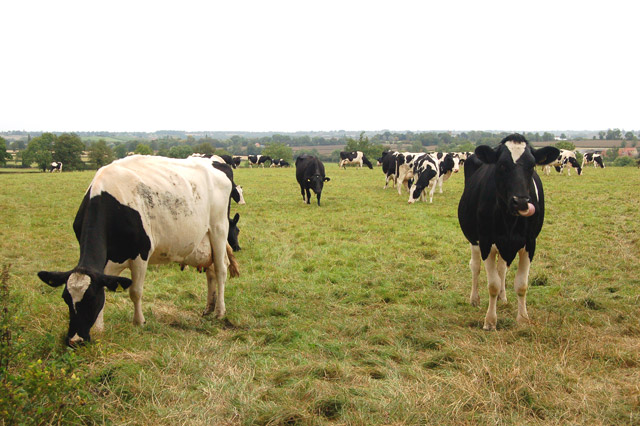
(226, 243, 240, 277)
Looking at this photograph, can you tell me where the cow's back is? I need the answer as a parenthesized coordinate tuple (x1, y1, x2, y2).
(87, 155, 231, 263)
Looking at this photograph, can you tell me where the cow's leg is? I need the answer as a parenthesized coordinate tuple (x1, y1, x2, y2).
(428, 181, 437, 203)
(496, 253, 507, 303)
(204, 226, 228, 318)
(514, 248, 531, 324)
(128, 258, 148, 326)
(383, 175, 390, 189)
(305, 188, 311, 204)
(438, 177, 444, 194)
(483, 246, 500, 331)
(469, 244, 481, 307)
(300, 185, 306, 203)
(95, 261, 128, 333)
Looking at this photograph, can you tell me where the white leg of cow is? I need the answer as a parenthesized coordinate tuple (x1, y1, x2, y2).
(128, 259, 148, 326)
(438, 177, 444, 194)
(483, 246, 500, 331)
(514, 248, 531, 324)
(469, 244, 481, 307)
(207, 227, 228, 319)
(496, 253, 508, 303)
(96, 261, 128, 333)
(428, 181, 437, 203)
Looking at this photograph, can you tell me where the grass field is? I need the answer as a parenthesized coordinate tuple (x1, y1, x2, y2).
(1, 163, 639, 425)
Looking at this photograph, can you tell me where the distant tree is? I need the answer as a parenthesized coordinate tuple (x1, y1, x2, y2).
(113, 143, 128, 159)
(554, 141, 576, 151)
(606, 128, 622, 140)
(53, 133, 85, 171)
(542, 132, 555, 142)
(88, 140, 115, 169)
(9, 140, 26, 150)
(194, 142, 215, 156)
(624, 131, 636, 141)
(345, 132, 384, 159)
(598, 131, 606, 140)
(22, 132, 56, 170)
(560, 133, 567, 140)
(454, 142, 476, 152)
(167, 145, 192, 158)
(246, 144, 261, 156)
(613, 156, 635, 167)
(262, 143, 293, 162)
(0, 137, 12, 166)
(134, 144, 153, 155)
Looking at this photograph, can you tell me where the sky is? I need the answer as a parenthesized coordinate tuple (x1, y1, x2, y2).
(1, 0, 638, 133)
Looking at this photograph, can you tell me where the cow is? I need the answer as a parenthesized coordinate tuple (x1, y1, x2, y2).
(434, 152, 460, 195)
(543, 149, 582, 176)
(189, 155, 245, 205)
(453, 152, 472, 166)
(457, 134, 559, 331)
(582, 152, 605, 169)
(37, 155, 240, 346)
(339, 151, 373, 169)
(270, 158, 290, 168)
(378, 151, 399, 189)
(49, 161, 63, 173)
(407, 154, 439, 204)
(218, 154, 240, 169)
(295, 155, 330, 206)
(395, 152, 424, 195)
(232, 157, 242, 168)
(248, 155, 272, 168)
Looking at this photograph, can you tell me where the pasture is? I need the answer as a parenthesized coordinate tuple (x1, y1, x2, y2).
(1, 163, 639, 425)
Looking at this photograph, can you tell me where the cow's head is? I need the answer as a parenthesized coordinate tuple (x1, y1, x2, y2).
(228, 213, 241, 251)
(307, 174, 330, 205)
(362, 155, 374, 169)
(408, 167, 437, 204)
(475, 134, 559, 217)
(232, 185, 245, 205)
(440, 154, 460, 175)
(37, 269, 132, 346)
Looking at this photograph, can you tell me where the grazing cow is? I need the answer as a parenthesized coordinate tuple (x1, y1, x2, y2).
(457, 134, 559, 330)
(248, 155, 272, 168)
(295, 155, 330, 206)
(232, 156, 242, 168)
(395, 152, 424, 195)
(37, 155, 240, 346)
(270, 158, 290, 168)
(339, 151, 373, 169)
(543, 149, 582, 176)
(582, 152, 605, 169)
(407, 154, 439, 204)
(379, 151, 399, 189)
(49, 161, 63, 173)
(218, 154, 239, 169)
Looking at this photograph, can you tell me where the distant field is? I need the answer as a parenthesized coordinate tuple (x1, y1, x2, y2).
(1, 164, 639, 425)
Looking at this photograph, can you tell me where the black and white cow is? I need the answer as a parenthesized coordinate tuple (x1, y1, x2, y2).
(49, 161, 63, 173)
(295, 155, 330, 206)
(217, 154, 238, 169)
(543, 149, 582, 176)
(407, 154, 439, 204)
(232, 156, 242, 168)
(582, 152, 605, 169)
(434, 152, 460, 195)
(457, 134, 558, 330)
(339, 151, 373, 169)
(395, 152, 424, 195)
(270, 158, 290, 168)
(453, 152, 472, 166)
(248, 155, 272, 168)
(37, 155, 240, 346)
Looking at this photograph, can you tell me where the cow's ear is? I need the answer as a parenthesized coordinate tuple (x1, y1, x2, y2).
(101, 275, 133, 292)
(231, 213, 240, 226)
(324, 177, 330, 182)
(474, 145, 497, 164)
(533, 147, 561, 165)
(38, 270, 71, 288)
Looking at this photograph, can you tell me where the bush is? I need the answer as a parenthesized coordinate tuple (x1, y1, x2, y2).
(613, 156, 636, 167)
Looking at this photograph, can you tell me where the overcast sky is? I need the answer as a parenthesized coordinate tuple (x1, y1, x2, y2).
(1, 0, 638, 133)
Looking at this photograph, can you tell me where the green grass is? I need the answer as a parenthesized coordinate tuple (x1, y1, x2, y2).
(1, 164, 639, 425)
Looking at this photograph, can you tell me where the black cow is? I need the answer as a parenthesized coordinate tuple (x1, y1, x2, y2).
(248, 155, 272, 168)
(339, 151, 373, 169)
(378, 151, 399, 189)
(218, 154, 238, 169)
(458, 134, 559, 330)
(232, 157, 242, 168)
(295, 155, 330, 206)
(49, 161, 63, 173)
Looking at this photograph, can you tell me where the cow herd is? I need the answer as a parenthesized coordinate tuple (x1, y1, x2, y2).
(39, 135, 612, 345)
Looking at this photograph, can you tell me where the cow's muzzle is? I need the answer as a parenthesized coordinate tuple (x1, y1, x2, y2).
(511, 196, 535, 217)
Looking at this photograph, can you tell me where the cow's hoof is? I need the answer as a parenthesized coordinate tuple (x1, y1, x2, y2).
(483, 323, 497, 331)
(214, 308, 226, 319)
(470, 296, 480, 307)
(499, 293, 508, 303)
(516, 314, 530, 325)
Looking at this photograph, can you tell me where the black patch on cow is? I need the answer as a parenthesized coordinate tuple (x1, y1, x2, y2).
(73, 190, 152, 268)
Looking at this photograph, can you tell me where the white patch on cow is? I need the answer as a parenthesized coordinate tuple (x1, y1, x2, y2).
(504, 141, 526, 163)
(67, 272, 91, 312)
(532, 178, 539, 201)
